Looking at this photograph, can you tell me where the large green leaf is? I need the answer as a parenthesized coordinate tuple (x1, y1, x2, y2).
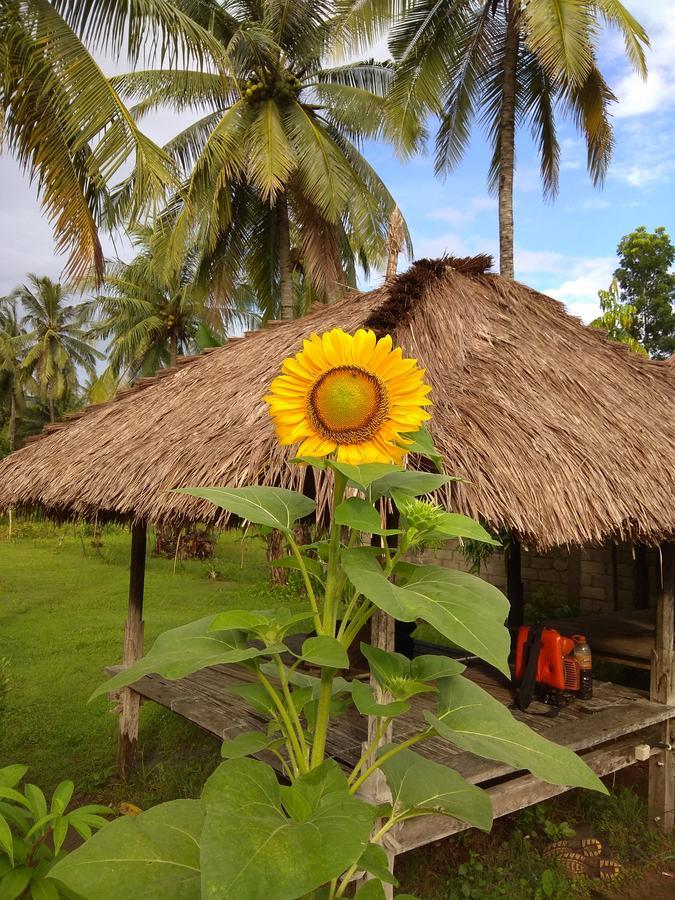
(343, 550, 510, 676)
(401, 426, 444, 473)
(200, 758, 374, 899)
(335, 497, 401, 536)
(92, 616, 282, 699)
(370, 470, 453, 500)
(299, 636, 350, 669)
(48, 800, 203, 899)
(0, 814, 13, 866)
(174, 486, 316, 532)
(379, 748, 492, 830)
(427, 677, 608, 793)
(357, 843, 398, 885)
(421, 512, 501, 545)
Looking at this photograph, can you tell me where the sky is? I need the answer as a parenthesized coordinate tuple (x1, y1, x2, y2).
(1, 0, 674, 324)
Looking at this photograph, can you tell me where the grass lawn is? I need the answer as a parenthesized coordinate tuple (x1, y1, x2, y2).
(0, 522, 298, 806)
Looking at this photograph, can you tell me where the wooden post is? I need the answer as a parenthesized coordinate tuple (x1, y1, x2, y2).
(635, 544, 650, 610)
(117, 522, 147, 777)
(648, 542, 674, 832)
(506, 536, 524, 630)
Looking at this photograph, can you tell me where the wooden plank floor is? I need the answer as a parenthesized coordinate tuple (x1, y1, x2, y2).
(119, 662, 674, 785)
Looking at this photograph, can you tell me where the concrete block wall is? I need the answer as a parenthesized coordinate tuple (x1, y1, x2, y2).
(425, 540, 661, 615)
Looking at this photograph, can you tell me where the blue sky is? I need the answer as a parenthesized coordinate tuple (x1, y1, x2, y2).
(1, 0, 674, 324)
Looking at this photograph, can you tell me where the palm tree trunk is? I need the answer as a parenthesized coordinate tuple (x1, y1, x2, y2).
(497, 1, 519, 280)
(386, 207, 404, 281)
(8, 392, 16, 452)
(277, 192, 294, 320)
(48, 395, 56, 423)
(169, 333, 178, 367)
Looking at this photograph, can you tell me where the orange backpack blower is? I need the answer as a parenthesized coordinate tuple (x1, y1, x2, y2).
(514, 624, 592, 712)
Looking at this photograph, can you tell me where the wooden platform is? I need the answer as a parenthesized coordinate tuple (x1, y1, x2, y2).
(115, 662, 674, 852)
(546, 609, 656, 669)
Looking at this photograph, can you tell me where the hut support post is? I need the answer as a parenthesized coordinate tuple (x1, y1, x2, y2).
(506, 536, 524, 630)
(648, 542, 674, 833)
(358, 609, 396, 899)
(117, 523, 147, 777)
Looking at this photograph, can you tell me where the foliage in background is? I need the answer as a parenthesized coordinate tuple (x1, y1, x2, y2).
(590, 277, 647, 356)
(0, 0, 226, 282)
(0, 764, 112, 898)
(340, 0, 648, 277)
(613, 226, 675, 359)
(113, 0, 410, 320)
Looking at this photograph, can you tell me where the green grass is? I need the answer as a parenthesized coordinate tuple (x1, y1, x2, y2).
(0, 522, 298, 806)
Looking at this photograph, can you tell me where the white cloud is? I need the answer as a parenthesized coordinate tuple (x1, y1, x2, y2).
(427, 195, 496, 226)
(610, 1, 675, 118)
(515, 249, 567, 274)
(619, 163, 671, 188)
(543, 256, 616, 322)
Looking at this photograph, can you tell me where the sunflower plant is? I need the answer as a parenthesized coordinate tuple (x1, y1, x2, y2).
(49, 329, 606, 899)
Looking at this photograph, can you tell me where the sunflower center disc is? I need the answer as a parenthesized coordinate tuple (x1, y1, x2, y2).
(308, 365, 388, 443)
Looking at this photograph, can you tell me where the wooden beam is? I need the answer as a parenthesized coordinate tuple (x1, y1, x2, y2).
(648, 542, 674, 833)
(506, 536, 524, 629)
(117, 523, 147, 777)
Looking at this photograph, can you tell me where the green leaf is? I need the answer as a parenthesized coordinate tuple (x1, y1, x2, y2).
(329, 461, 402, 491)
(343, 550, 510, 676)
(50, 781, 74, 816)
(0, 867, 32, 900)
(380, 748, 492, 830)
(51, 817, 68, 856)
(227, 683, 277, 717)
(370, 471, 453, 500)
(200, 758, 374, 899)
(358, 843, 398, 885)
(48, 800, 202, 899)
(23, 786, 47, 823)
(92, 616, 280, 699)
(411, 655, 468, 682)
(428, 677, 608, 793)
(360, 644, 447, 700)
(220, 732, 281, 759)
(0, 768, 27, 790)
(0, 789, 30, 809)
(174, 486, 316, 532)
(428, 513, 501, 546)
(209, 608, 311, 645)
(29, 877, 59, 900)
(0, 816, 13, 867)
(356, 881, 387, 899)
(351, 680, 410, 717)
(299, 636, 350, 669)
(402, 426, 444, 473)
(334, 498, 401, 536)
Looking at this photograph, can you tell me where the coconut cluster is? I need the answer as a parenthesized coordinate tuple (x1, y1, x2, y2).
(243, 70, 303, 103)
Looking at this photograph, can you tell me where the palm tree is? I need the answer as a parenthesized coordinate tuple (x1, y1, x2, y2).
(14, 275, 101, 422)
(112, 0, 410, 319)
(0, 1, 227, 282)
(0, 299, 32, 451)
(88, 229, 258, 388)
(343, 0, 648, 278)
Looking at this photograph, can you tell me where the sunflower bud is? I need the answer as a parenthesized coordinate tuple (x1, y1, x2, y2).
(398, 497, 444, 535)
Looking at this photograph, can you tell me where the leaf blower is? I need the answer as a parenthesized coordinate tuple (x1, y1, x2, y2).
(514, 623, 592, 713)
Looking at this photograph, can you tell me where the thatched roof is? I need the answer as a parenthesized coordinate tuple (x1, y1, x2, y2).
(1, 255, 673, 550)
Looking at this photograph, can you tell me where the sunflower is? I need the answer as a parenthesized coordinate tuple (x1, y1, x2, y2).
(264, 328, 432, 465)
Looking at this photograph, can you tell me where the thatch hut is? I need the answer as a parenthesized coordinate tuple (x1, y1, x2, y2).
(1, 256, 674, 847)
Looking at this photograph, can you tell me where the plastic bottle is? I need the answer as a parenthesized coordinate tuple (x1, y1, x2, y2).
(572, 635, 593, 700)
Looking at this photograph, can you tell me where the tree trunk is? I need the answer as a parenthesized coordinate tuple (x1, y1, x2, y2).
(8, 392, 16, 452)
(386, 207, 404, 282)
(169, 333, 178, 367)
(267, 529, 287, 586)
(48, 395, 55, 424)
(277, 192, 294, 320)
(497, 1, 519, 280)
